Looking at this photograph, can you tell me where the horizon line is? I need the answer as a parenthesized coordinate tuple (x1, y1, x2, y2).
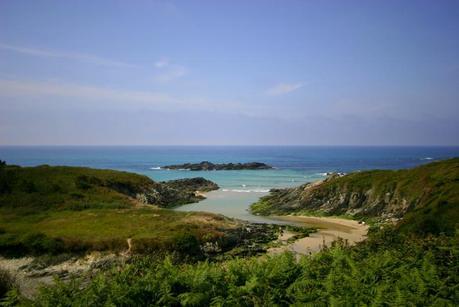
(1, 144, 459, 147)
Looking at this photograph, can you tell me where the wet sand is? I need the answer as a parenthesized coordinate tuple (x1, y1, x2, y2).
(268, 215, 369, 255)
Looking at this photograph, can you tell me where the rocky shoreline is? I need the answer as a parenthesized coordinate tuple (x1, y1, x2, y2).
(137, 177, 219, 208)
(162, 161, 273, 171)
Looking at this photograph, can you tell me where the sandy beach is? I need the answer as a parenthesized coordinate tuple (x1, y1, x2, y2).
(268, 215, 369, 255)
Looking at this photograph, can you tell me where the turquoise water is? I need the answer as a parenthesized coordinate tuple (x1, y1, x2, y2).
(175, 190, 288, 224)
(2, 146, 458, 222)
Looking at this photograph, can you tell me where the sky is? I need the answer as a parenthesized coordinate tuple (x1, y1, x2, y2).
(0, 0, 458, 145)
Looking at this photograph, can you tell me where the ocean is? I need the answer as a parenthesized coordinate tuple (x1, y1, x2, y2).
(2, 146, 458, 223)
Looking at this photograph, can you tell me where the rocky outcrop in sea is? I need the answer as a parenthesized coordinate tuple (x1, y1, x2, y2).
(163, 161, 272, 171)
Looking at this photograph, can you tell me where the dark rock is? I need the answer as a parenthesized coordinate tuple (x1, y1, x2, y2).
(163, 161, 273, 171)
(138, 177, 219, 208)
(162, 177, 219, 192)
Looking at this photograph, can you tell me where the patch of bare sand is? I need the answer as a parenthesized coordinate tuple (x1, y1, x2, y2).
(268, 216, 368, 255)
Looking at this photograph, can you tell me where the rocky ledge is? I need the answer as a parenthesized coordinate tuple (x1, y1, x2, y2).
(137, 177, 219, 208)
(163, 161, 273, 171)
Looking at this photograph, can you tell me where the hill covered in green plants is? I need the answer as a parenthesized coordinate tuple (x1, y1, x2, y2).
(251, 158, 459, 236)
(0, 163, 270, 257)
(0, 163, 219, 211)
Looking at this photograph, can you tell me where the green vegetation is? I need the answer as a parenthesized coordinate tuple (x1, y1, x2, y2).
(0, 268, 15, 301)
(0, 207, 239, 256)
(0, 164, 218, 211)
(30, 228, 459, 306)
(0, 164, 236, 256)
(0, 164, 153, 211)
(2, 159, 458, 305)
(252, 158, 459, 236)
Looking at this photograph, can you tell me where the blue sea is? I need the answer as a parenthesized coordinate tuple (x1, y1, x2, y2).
(1, 146, 458, 222)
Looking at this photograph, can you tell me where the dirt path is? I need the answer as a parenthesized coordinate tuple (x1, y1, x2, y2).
(268, 216, 369, 255)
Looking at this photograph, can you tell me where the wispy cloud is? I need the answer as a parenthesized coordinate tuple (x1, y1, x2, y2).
(154, 58, 169, 68)
(153, 58, 187, 82)
(0, 79, 246, 115)
(0, 43, 137, 68)
(0, 79, 174, 107)
(266, 82, 304, 96)
(0, 79, 289, 119)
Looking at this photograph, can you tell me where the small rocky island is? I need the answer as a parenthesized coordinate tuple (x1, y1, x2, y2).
(163, 161, 273, 171)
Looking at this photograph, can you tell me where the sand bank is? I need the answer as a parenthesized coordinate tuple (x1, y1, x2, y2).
(268, 215, 369, 255)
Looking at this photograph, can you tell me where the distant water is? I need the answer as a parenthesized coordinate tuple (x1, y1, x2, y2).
(1, 146, 458, 222)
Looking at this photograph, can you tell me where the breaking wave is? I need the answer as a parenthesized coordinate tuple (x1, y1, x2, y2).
(222, 188, 270, 193)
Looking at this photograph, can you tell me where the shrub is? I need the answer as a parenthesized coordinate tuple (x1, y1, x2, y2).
(20, 180, 37, 193)
(75, 176, 92, 190)
(172, 233, 202, 257)
(0, 268, 14, 299)
(22, 233, 64, 255)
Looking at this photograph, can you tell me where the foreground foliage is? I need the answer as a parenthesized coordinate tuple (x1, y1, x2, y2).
(30, 228, 459, 306)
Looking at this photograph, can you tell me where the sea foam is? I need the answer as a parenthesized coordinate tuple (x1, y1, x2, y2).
(222, 188, 270, 193)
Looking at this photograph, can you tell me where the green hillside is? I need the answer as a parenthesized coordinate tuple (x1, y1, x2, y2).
(251, 158, 459, 236)
(0, 163, 236, 256)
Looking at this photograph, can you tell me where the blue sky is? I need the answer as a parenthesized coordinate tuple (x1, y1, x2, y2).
(0, 0, 458, 145)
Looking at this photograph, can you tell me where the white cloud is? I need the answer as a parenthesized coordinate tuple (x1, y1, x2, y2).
(0, 79, 247, 115)
(0, 79, 302, 119)
(154, 65, 187, 82)
(0, 79, 176, 107)
(0, 43, 137, 68)
(153, 58, 187, 82)
(154, 58, 169, 68)
(266, 82, 304, 96)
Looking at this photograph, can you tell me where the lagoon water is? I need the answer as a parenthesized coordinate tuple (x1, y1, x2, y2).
(2, 146, 459, 223)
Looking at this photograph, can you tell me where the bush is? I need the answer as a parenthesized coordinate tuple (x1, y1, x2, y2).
(172, 233, 202, 257)
(75, 176, 92, 190)
(20, 180, 37, 193)
(0, 268, 14, 299)
(22, 233, 64, 255)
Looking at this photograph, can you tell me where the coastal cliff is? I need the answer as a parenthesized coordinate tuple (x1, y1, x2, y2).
(251, 158, 459, 235)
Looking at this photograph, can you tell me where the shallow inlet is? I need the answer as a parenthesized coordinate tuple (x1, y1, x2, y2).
(174, 189, 293, 225)
(174, 190, 369, 255)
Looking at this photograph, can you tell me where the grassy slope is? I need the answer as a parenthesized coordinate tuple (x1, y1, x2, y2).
(0, 165, 235, 255)
(0, 165, 158, 210)
(251, 158, 459, 235)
